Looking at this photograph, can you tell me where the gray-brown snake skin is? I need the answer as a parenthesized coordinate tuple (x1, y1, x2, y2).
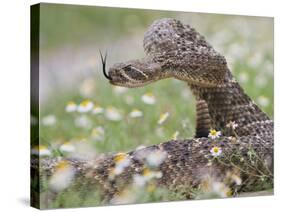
(34, 18, 273, 202)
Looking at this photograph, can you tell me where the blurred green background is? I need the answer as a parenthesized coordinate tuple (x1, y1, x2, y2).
(37, 3, 273, 150)
(32, 3, 273, 208)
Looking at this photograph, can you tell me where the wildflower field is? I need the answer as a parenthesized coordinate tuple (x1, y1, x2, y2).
(31, 4, 273, 208)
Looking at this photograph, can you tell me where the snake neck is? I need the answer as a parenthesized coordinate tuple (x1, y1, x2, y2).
(188, 69, 272, 138)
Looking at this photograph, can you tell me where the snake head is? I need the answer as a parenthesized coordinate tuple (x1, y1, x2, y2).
(100, 51, 165, 87)
(101, 18, 228, 88)
(106, 59, 167, 88)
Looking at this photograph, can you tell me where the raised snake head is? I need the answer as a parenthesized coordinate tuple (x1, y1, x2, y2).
(105, 58, 165, 88)
(102, 18, 228, 88)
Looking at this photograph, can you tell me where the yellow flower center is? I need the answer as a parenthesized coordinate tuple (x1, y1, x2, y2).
(145, 92, 154, 97)
(114, 153, 127, 163)
(62, 141, 71, 145)
(143, 168, 151, 176)
(76, 137, 86, 143)
(67, 101, 76, 106)
(226, 189, 232, 197)
(37, 145, 47, 151)
(107, 106, 116, 111)
(147, 184, 156, 192)
(172, 131, 179, 140)
(80, 100, 91, 107)
(213, 147, 219, 153)
(55, 160, 70, 171)
(210, 129, 217, 136)
(91, 129, 100, 136)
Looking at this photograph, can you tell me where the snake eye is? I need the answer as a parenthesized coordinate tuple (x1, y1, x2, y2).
(121, 65, 148, 80)
(122, 64, 132, 70)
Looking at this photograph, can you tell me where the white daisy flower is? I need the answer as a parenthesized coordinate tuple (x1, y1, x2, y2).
(226, 121, 238, 130)
(133, 174, 147, 187)
(70, 138, 96, 160)
(238, 72, 249, 84)
(109, 166, 124, 178)
(255, 75, 267, 87)
(146, 150, 167, 167)
(109, 153, 131, 180)
(92, 105, 104, 114)
(129, 109, 143, 118)
(113, 86, 128, 95)
(201, 175, 232, 197)
(42, 115, 56, 126)
(65, 101, 77, 113)
(74, 115, 91, 128)
(141, 92, 156, 105)
(31, 145, 51, 157)
(114, 153, 131, 169)
(208, 129, 222, 139)
(91, 126, 105, 141)
(181, 118, 190, 128)
(142, 168, 163, 180)
(133, 170, 162, 188)
(172, 131, 179, 140)
(134, 147, 150, 161)
(77, 100, 94, 113)
(49, 161, 75, 192)
(231, 174, 242, 185)
(155, 127, 164, 137)
(210, 146, 222, 157)
(59, 142, 76, 153)
(228, 43, 247, 61)
(181, 88, 191, 100)
(79, 78, 95, 98)
(257, 96, 269, 107)
(249, 52, 262, 69)
(105, 107, 122, 121)
(158, 112, 170, 125)
(264, 61, 273, 74)
(136, 145, 146, 151)
(146, 184, 157, 193)
(125, 95, 134, 105)
(212, 181, 232, 198)
(110, 189, 136, 205)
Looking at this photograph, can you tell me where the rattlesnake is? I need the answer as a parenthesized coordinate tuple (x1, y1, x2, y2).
(34, 18, 273, 205)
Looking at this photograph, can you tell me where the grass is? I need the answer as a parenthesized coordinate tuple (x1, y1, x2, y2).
(39, 78, 195, 153)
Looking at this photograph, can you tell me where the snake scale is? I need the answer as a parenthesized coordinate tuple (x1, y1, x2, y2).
(34, 18, 273, 204)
